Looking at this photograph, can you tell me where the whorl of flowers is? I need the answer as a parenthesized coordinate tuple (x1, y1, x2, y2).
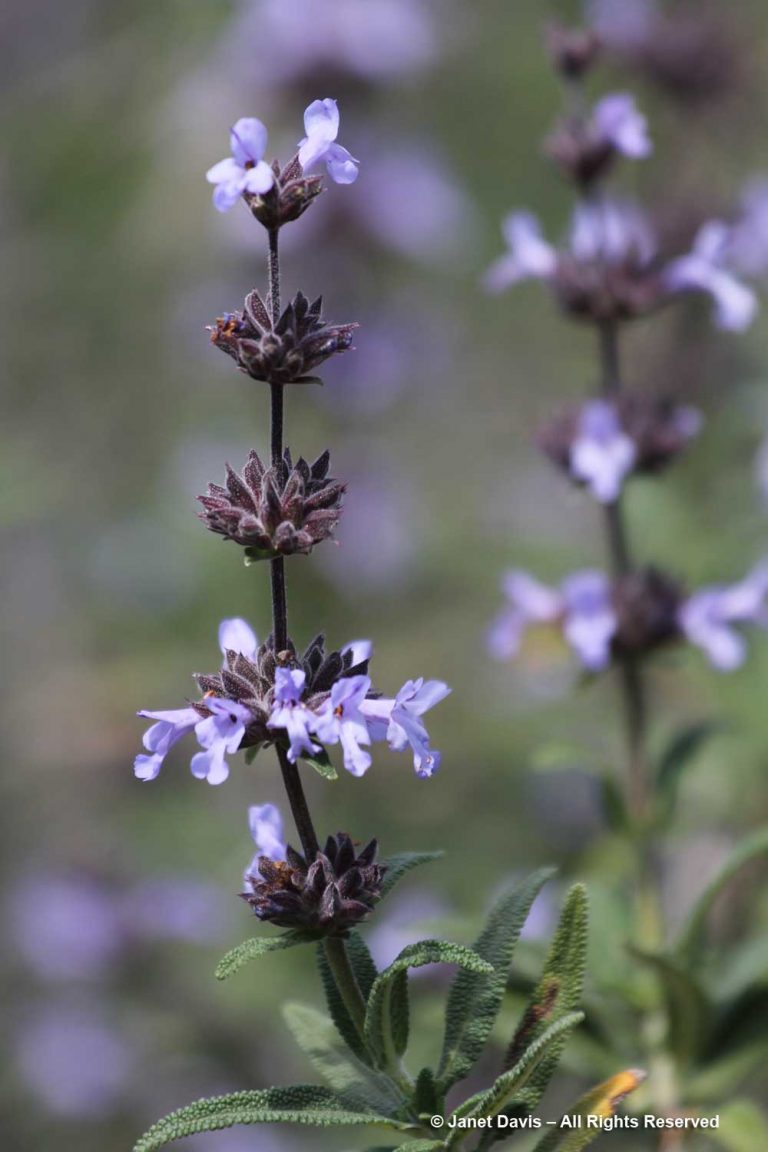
(209, 290, 357, 385)
(198, 448, 345, 559)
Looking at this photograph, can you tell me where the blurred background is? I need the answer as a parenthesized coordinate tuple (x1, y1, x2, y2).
(3, 1, 768, 1148)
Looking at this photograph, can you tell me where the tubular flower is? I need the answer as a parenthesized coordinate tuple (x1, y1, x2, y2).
(298, 99, 359, 184)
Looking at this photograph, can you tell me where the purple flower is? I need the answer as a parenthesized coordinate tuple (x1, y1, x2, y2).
(570, 400, 637, 502)
(679, 562, 768, 670)
(489, 569, 616, 671)
(298, 99, 358, 184)
(219, 617, 258, 658)
(728, 178, 768, 278)
(244, 804, 287, 889)
(487, 571, 563, 660)
(191, 697, 252, 784)
(362, 678, 450, 778)
(569, 198, 656, 266)
(484, 212, 558, 293)
(134, 706, 199, 781)
(10, 875, 122, 982)
(592, 92, 651, 158)
(664, 221, 758, 331)
(560, 571, 617, 671)
(313, 674, 373, 777)
(267, 667, 320, 763)
(206, 118, 274, 213)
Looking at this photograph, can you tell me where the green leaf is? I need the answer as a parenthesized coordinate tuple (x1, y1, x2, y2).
(630, 947, 710, 1066)
(301, 745, 338, 780)
(711, 1100, 768, 1152)
(413, 1067, 441, 1120)
(132, 1086, 411, 1151)
(215, 932, 310, 981)
(390, 969, 410, 1057)
(283, 1003, 406, 1117)
(657, 721, 725, 811)
(318, 933, 378, 1063)
(503, 884, 589, 1113)
(449, 1012, 584, 1133)
(677, 826, 768, 961)
(380, 852, 444, 898)
(530, 1069, 646, 1151)
(365, 940, 493, 1067)
(686, 1041, 768, 1102)
(438, 868, 555, 1092)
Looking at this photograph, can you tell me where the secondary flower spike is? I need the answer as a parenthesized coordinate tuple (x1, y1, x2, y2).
(546, 92, 651, 185)
(484, 198, 758, 329)
(298, 99, 359, 184)
(206, 118, 275, 212)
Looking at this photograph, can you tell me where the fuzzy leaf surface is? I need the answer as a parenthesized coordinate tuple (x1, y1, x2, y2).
(365, 940, 493, 1066)
(449, 1012, 584, 1134)
(503, 884, 588, 1114)
(438, 868, 555, 1091)
(132, 1086, 411, 1151)
(283, 1003, 407, 1117)
(215, 932, 310, 981)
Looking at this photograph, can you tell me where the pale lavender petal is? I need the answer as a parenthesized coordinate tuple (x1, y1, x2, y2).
(665, 222, 758, 331)
(502, 570, 562, 621)
(562, 571, 616, 670)
(303, 98, 340, 143)
(206, 157, 244, 184)
(248, 803, 286, 862)
(679, 592, 747, 670)
(219, 617, 258, 658)
(594, 93, 652, 158)
(485, 212, 557, 293)
(212, 179, 246, 213)
(191, 746, 230, 785)
(243, 160, 275, 195)
(342, 639, 373, 665)
(570, 400, 636, 503)
(325, 143, 359, 184)
(230, 117, 268, 167)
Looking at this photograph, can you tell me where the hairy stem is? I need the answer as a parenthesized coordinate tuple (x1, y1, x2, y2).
(322, 936, 369, 1043)
(265, 226, 319, 861)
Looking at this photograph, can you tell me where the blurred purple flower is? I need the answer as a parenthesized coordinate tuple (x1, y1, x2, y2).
(313, 675, 373, 776)
(570, 400, 637, 503)
(267, 668, 321, 763)
(206, 118, 274, 212)
(486, 198, 757, 330)
(354, 147, 472, 263)
(124, 878, 231, 945)
(191, 697, 252, 785)
(9, 875, 122, 981)
(16, 1004, 134, 1118)
(664, 221, 758, 332)
(299, 99, 358, 184)
(244, 804, 287, 888)
(679, 562, 768, 670)
(592, 92, 652, 158)
(367, 890, 449, 969)
(587, 0, 655, 51)
(726, 178, 768, 279)
(489, 569, 616, 671)
(224, 0, 438, 84)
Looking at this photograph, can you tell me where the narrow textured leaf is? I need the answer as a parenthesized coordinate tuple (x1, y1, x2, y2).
(365, 940, 493, 1066)
(132, 1086, 411, 1152)
(413, 1067, 441, 1119)
(438, 868, 555, 1091)
(677, 827, 768, 961)
(318, 933, 378, 1062)
(503, 884, 589, 1112)
(630, 948, 710, 1066)
(283, 1003, 406, 1117)
(380, 852, 443, 898)
(215, 933, 309, 981)
(449, 1012, 584, 1133)
(530, 1069, 646, 1151)
(390, 969, 410, 1057)
(657, 721, 724, 809)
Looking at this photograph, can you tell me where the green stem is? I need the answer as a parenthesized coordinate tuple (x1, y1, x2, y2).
(322, 937, 368, 1044)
